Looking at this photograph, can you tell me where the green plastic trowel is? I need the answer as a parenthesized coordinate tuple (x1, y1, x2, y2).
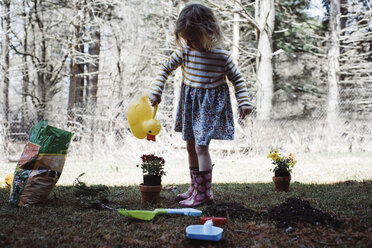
(118, 208, 202, 221)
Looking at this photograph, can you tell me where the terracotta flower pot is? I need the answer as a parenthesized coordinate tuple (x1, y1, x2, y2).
(139, 184, 162, 204)
(272, 175, 291, 192)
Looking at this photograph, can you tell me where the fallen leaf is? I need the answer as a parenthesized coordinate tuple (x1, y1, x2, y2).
(73, 235, 84, 243)
(126, 238, 146, 246)
(103, 234, 111, 240)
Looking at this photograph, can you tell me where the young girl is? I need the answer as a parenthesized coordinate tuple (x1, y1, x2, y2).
(149, 4, 253, 207)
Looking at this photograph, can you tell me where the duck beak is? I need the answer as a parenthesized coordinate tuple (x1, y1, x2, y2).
(146, 134, 156, 141)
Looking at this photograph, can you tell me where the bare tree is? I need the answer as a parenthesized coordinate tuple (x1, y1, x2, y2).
(21, 0, 30, 122)
(255, 0, 275, 120)
(86, 1, 115, 111)
(86, 23, 100, 116)
(327, 0, 341, 131)
(172, 0, 185, 121)
(110, 21, 124, 100)
(10, 0, 70, 122)
(206, 0, 273, 119)
(87, 1, 115, 155)
(232, 0, 241, 65)
(338, 0, 372, 119)
(1, 0, 10, 158)
(68, 0, 87, 128)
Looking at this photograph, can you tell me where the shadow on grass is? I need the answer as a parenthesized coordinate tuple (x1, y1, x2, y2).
(0, 180, 371, 247)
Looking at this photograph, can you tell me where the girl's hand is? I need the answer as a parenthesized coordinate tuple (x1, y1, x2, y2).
(238, 105, 253, 119)
(149, 93, 161, 106)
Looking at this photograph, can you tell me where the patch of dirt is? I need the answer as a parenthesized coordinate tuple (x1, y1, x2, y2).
(205, 202, 256, 220)
(74, 183, 109, 197)
(73, 173, 109, 197)
(85, 199, 111, 211)
(267, 197, 341, 228)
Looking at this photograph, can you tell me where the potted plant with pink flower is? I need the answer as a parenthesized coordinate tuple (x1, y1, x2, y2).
(268, 149, 296, 192)
(137, 154, 166, 204)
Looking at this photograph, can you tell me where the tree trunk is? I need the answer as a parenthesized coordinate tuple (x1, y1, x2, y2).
(1, 0, 10, 159)
(87, 22, 101, 157)
(33, 0, 47, 122)
(172, 0, 185, 121)
(232, 0, 240, 65)
(327, 0, 340, 131)
(114, 33, 124, 100)
(87, 27, 100, 109)
(21, 0, 29, 123)
(256, 0, 275, 120)
(36, 45, 47, 122)
(231, 0, 241, 124)
(68, 22, 85, 126)
(68, 52, 77, 115)
(75, 45, 85, 110)
(68, 25, 85, 111)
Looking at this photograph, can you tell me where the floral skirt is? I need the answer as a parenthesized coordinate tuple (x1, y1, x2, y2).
(174, 83, 234, 146)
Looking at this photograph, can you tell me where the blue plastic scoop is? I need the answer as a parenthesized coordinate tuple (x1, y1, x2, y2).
(186, 220, 223, 241)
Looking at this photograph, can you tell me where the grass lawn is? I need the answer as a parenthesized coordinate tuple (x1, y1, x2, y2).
(1, 152, 371, 186)
(0, 152, 371, 247)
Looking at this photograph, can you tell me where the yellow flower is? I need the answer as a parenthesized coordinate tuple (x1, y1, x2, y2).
(268, 149, 297, 171)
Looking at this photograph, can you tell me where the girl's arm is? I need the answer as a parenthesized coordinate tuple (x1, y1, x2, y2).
(225, 54, 253, 108)
(149, 93, 161, 106)
(239, 105, 253, 119)
(150, 50, 183, 101)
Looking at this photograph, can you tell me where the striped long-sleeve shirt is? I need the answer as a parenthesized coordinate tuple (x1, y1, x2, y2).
(150, 47, 252, 107)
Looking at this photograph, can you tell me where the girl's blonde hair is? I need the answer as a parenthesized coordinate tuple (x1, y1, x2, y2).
(175, 4, 223, 51)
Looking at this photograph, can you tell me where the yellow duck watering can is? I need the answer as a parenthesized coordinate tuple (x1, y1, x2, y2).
(127, 94, 161, 141)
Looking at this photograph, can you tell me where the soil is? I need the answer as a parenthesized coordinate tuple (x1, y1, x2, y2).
(86, 199, 110, 211)
(73, 182, 109, 197)
(205, 203, 257, 220)
(143, 175, 161, 186)
(275, 169, 290, 177)
(205, 198, 341, 228)
(267, 197, 341, 228)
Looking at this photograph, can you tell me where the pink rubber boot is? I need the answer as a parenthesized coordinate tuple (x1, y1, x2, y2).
(177, 169, 198, 200)
(179, 169, 214, 207)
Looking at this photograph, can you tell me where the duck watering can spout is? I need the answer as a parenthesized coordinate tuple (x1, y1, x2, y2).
(126, 95, 161, 141)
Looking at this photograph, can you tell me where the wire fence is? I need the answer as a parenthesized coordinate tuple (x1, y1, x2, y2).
(2, 85, 371, 163)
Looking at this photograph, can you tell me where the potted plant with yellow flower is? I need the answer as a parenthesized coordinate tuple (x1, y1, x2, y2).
(137, 154, 166, 204)
(268, 149, 296, 192)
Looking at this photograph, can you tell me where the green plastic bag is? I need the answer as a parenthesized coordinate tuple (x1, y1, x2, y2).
(10, 120, 73, 206)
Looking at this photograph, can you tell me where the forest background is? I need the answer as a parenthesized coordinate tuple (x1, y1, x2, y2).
(0, 0, 371, 163)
